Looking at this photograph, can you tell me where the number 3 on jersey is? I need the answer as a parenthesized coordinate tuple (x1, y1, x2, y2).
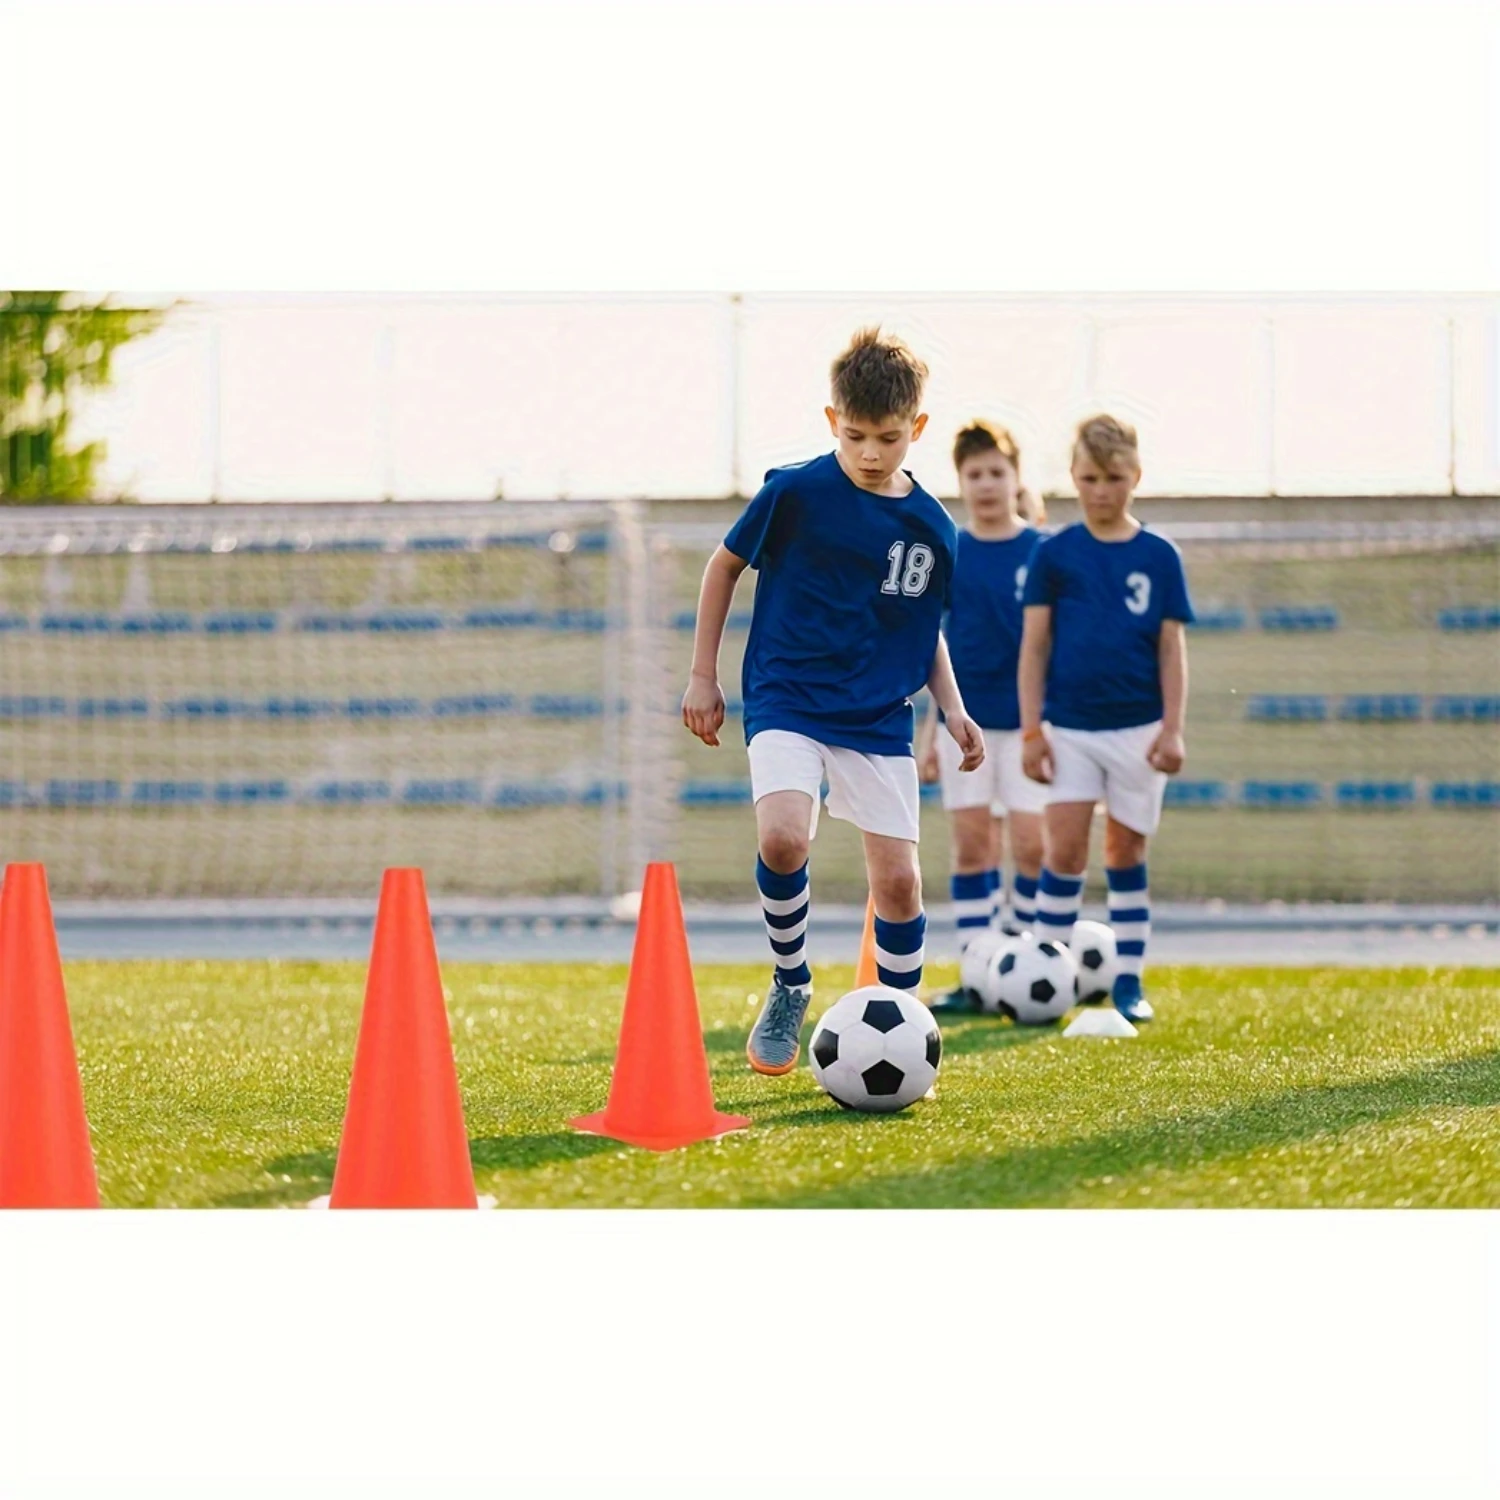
(882, 541, 935, 597)
(1124, 572, 1151, 615)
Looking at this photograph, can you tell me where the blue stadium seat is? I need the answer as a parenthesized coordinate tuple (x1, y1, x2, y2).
(366, 610, 444, 632)
(302, 780, 392, 805)
(41, 613, 113, 633)
(1164, 780, 1229, 807)
(1430, 695, 1500, 722)
(297, 613, 363, 632)
(1335, 781, 1416, 808)
(0, 781, 27, 807)
(461, 607, 545, 629)
(1259, 606, 1339, 632)
(1241, 780, 1323, 808)
(262, 697, 337, 719)
(46, 779, 122, 807)
(165, 698, 256, 719)
(402, 779, 481, 806)
(213, 781, 292, 804)
(345, 697, 422, 719)
(132, 781, 207, 806)
(0, 696, 68, 718)
(673, 610, 752, 631)
(529, 694, 602, 718)
(1247, 695, 1328, 722)
(1436, 606, 1500, 631)
(551, 609, 609, 632)
(118, 612, 193, 634)
(0, 614, 27, 632)
(77, 698, 151, 718)
(1431, 782, 1500, 807)
(1190, 607, 1247, 632)
(491, 782, 572, 808)
(202, 611, 279, 634)
(408, 535, 467, 552)
(431, 693, 516, 717)
(1338, 695, 1422, 723)
(678, 781, 753, 806)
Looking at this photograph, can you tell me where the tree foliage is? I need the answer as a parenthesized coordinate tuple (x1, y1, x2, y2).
(0, 291, 169, 503)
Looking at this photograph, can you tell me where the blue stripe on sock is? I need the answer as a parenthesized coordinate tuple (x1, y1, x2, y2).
(874, 912, 926, 954)
(1117, 940, 1147, 956)
(763, 902, 808, 930)
(1036, 910, 1077, 926)
(777, 962, 812, 989)
(1109, 906, 1150, 925)
(1014, 874, 1039, 900)
(769, 933, 806, 958)
(951, 871, 990, 901)
(877, 964, 921, 990)
(1039, 869, 1084, 897)
(1105, 863, 1148, 893)
(756, 855, 808, 901)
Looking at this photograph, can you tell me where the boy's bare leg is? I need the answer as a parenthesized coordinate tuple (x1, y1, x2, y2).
(862, 832, 926, 994)
(1036, 800, 1093, 946)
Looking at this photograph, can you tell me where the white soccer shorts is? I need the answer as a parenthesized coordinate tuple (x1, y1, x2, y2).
(1046, 719, 1169, 835)
(937, 725, 1048, 817)
(747, 729, 921, 843)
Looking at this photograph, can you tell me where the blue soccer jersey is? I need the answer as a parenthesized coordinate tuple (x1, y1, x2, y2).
(1021, 522, 1195, 731)
(724, 452, 959, 756)
(943, 526, 1040, 731)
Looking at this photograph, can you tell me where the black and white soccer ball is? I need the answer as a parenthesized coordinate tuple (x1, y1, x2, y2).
(990, 938, 1079, 1026)
(1069, 920, 1119, 1004)
(809, 986, 942, 1113)
(958, 929, 1006, 999)
(976, 932, 1031, 1015)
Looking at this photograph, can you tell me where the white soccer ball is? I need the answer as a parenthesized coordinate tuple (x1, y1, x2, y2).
(977, 932, 1032, 1014)
(991, 938, 1079, 1026)
(1070, 920, 1119, 1004)
(958, 929, 1005, 998)
(809, 986, 942, 1113)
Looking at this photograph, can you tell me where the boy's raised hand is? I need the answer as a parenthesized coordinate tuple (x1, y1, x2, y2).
(944, 712, 985, 774)
(1147, 726, 1186, 774)
(681, 671, 726, 747)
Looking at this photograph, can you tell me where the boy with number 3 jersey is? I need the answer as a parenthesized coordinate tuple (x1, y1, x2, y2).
(1018, 415, 1194, 1022)
(682, 328, 984, 1074)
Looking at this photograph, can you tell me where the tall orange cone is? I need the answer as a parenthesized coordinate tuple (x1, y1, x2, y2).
(571, 862, 748, 1151)
(328, 869, 477, 1208)
(854, 892, 880, 988)
(0, 863, 100, 1208)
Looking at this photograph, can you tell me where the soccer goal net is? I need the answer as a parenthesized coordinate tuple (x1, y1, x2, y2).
(0, 504, 1495, 904)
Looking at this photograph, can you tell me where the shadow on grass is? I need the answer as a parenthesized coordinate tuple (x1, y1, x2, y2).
(212, 1132, 620, 1206)
(744, 1048, 1500, 1209)
(936, 1019, 1060, 1058)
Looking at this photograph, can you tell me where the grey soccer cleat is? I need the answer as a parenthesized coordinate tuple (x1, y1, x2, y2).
(747, 978, 812, 1075)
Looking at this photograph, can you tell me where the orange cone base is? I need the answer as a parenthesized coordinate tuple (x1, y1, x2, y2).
(569, 1109, 750, 1153)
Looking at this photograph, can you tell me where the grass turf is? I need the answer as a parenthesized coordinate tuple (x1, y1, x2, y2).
(62, 959, 1500, 1209)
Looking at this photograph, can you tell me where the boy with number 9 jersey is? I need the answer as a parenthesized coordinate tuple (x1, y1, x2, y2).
(682, 328, 984, 1074)
(1018, 415, 1194, 1022)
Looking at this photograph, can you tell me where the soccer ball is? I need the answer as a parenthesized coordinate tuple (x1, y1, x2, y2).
(991, 939, 1079, 1026)
(976, 933, 1031, 1015)
(809, 986, 942, 1113)
(1070, 920, 1119, 1005)
(958, 929, 1005, 998)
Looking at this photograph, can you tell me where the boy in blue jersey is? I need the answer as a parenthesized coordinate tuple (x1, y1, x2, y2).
(917, 421, 1048, 1015)
(682, 328, 985, 1075)
(1018, 415, 1193, 1023)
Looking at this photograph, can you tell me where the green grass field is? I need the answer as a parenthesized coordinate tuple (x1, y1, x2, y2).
(68, 958, 1500, 1209)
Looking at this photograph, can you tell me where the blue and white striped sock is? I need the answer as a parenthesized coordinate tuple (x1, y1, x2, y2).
(1036, 868, 1084, 945)
(1012, 872, 1039, 933)
(951, 871, 991, 947)
(1107, 863, 1150, 997)
(757, 855, 811, 991)
(986, 867, 1003, 928)
(874, 911, 926, 992)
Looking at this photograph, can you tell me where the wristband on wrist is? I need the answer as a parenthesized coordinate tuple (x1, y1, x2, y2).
(1021, 726, 1045, 743)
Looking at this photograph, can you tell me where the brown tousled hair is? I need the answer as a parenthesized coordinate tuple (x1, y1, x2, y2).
(952, 419, 1045, 524)
(830, 326, 928, 422)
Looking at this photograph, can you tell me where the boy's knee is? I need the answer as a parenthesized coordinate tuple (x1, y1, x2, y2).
(760, 825, 809, 873)
(1104, 822, 1147, 868)
(876, 863, 922, 916)
(1044, 836, 1089, 876)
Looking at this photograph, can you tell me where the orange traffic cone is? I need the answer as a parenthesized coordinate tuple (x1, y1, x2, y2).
(571, 862, 749, 1151)
(0, 863, 100, 1208)
(328, 869, 478, 1208)
(854, 892, 880, 988)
